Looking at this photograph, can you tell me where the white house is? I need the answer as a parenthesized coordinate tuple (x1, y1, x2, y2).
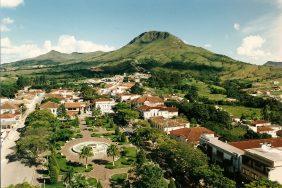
(138, 105, 178, 119)
(247, 120, 280, 137)
(0, 113, 18, 130)
(93, 98, 116, 114)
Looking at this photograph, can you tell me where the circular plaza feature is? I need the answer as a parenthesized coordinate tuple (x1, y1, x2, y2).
(72, 141, 109, 156)
(61, 137, 113, 162)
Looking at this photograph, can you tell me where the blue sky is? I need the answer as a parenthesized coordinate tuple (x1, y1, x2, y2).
(1, 0, 281, 64)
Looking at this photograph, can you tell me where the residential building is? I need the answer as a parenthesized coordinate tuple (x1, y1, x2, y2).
(134, 95, 164, 107)
(93, 98, 116, 114)
(40, 101, 60, 116)
(247, 120, 280, 137)
(170, 127, 214, 144)
(138, 105, 178, 119)
(231, 138, 282, 183)
(150, 116, 190, 133)
(241, 145, 282, 184)
(0, 102, 18, 114)
(252, 120, 271, 127)
(65, 102, 87, 114)
(199, 135, 244, 174)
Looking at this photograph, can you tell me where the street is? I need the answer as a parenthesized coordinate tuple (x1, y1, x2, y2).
(1, 94, 44, 187)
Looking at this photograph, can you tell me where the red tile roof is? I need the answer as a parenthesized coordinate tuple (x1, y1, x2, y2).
(93, 98, 114, 103)
(65, 102, 85, 108)
(137, 105, 178, 112)
(0, 113, 17, 119)
(135, 96, 164, 104)
(1, 102, 18, 109)
(252, 120, 270, 125)
(46, 93, 64, 99)
(257, 126, 274, 133)
(170, 127, 214, 143)
(150, 116, 189, 128)
(40, 101, 59, 109)
(230, 138, 282, 150)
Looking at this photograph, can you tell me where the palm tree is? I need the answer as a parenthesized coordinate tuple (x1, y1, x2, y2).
(97, 180, 103, 188)
(106, 144, 119, 166)
(63, 167, 74, 188)
(79, 146, 94, 169)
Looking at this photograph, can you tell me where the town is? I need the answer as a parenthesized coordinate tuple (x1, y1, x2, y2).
(1, 72, 281, 188)
(1, 1, 282, 187)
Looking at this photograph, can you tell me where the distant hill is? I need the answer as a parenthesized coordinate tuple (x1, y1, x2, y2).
(264, 61, 282, 68)
(3, 31, 282, 81)
(4, 50, 104, 68)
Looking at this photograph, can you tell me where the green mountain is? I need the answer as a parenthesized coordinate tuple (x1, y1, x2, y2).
(4, 50, 104, 68)
(264, 61, 282, 68)
(3, 31, 281, 81)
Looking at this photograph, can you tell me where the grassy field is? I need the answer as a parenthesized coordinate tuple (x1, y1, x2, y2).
(105, 147, 137, 169)
(219, 105, 262, 118)
(184, 79, 227, 101)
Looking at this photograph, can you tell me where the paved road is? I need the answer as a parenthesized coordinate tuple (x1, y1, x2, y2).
(1, 94, 44, 187)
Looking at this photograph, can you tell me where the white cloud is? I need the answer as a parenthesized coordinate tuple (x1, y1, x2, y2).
(237, 35, 271, 60)
(0, 0, 23, 8)
(238, 0, 282, 63)
(233, 23, 240, 31)
(0, 25, 10, 32)
(1, 35, 115, 63)
(0, 17, 14, 32)
(1, 17, 14, 24)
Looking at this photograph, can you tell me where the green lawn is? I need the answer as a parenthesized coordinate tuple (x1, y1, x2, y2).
(229, 127, 247, 138)
(55, 154, 87, 173)
(219, 105, 262, 118)
(105, 147, 137, 169)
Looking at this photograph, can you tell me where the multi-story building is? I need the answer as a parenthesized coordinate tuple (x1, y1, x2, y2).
(230, 138, 282, 184)
(241, 145, 282, 184)
(200, 135, 244, 174)
(200, 137, 282, 184)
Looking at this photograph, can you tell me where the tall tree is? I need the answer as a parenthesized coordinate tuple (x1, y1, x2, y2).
(107, 144, 119, 166)
(79, 146, 94, 169)
(134, 162, 167, 188)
